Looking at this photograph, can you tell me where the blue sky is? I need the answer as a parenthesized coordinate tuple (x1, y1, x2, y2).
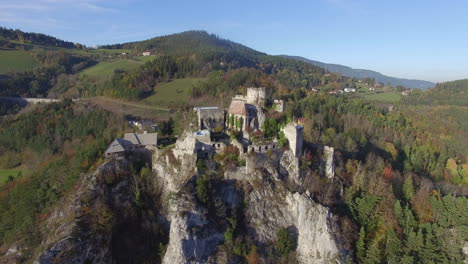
(0, 0, 467, 82)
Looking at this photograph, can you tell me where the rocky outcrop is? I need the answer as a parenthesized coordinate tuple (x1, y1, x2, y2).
(245, 175, 340, 263)
(162, 193, 224, 264)
(34, 159, 166, 264)
(279, 149, 300, 182)
(153, 131, 197, 195)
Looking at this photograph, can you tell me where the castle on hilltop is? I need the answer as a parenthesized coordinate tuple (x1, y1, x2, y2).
(191, 87, 303, 158)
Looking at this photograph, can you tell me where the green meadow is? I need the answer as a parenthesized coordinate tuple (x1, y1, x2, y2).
(142, 78, 202, 107)
(0, 50, 39, 74)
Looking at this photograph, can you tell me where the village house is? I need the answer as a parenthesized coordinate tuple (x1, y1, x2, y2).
(401, 89, 411, 96)
(142, 51, 151, 56)
(129, 120, 157, 131)
(104, 132, 157, 159)
(344, 87, 356, 93)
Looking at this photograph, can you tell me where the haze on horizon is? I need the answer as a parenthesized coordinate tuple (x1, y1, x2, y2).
(0, 0, 467, 83)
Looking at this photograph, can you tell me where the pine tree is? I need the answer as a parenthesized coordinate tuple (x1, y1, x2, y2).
(403, 175, 415, 202)
(384, 230, 402, 264)
(356, 227, 366, 263)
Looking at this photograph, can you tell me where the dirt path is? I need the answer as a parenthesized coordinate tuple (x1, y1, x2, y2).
(85, 96, 170, 111)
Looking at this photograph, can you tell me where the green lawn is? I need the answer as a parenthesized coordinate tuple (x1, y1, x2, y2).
(80, 55, 156, 79)
(142, 78, 203, 107)
(0, 168, 24, 186)
(0, 50, 39, 74)
(362, 92, 402, 103)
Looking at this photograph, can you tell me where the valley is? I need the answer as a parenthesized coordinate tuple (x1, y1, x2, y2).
(0, 27, 466, 264)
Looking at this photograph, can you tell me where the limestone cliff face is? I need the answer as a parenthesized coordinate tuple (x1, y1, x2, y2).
(162, 193, 224, 264)
(245, 178, 340, 263)
(153, 131, 197, 195)
(159, 146, 342, 264)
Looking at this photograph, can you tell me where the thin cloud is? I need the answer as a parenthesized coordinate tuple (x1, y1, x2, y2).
(0, 0, 118, 13)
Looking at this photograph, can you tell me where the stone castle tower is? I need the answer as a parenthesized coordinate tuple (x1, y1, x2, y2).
(283, 123, 304, 158)
(246, 87, 266, 107)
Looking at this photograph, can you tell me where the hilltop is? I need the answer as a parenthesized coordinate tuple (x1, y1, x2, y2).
(282, 55, 435, 89)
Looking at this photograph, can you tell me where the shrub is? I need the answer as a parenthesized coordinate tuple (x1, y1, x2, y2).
(276, 228, 294, 257)
(196, 175, 209, 204)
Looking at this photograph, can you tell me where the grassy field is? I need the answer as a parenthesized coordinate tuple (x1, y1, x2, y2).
(79, 55, 156, 79)
(362, 92, 402, 103)
(0, 168, 24, 186)
(142, 78, 202, 108)
(0, 50, 39, 74)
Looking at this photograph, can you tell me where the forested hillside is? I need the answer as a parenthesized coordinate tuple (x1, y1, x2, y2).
(0, 27, 77, 48)
(402, 79, 468, 106)
(0, 100, 124, 251)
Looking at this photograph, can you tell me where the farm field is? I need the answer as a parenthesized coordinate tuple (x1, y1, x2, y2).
(142, 78, 202, 108)
(0, 49, 39, 74)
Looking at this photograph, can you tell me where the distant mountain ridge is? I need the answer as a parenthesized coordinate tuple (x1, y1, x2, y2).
(281, 55, 435, 89)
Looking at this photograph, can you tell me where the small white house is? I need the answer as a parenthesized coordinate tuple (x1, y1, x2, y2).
(142, 51, 151, 56)
(344, 87, 356, 93)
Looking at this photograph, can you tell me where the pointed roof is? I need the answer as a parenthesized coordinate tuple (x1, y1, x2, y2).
(105, 138, 132, 154)
(124, 132, 157, 146)
(228, 99, 247, 116)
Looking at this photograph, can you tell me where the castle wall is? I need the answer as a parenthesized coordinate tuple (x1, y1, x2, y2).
(273, 100, 285, 112)
(196, 108, 225, 130)
(247, 142, 279, 154)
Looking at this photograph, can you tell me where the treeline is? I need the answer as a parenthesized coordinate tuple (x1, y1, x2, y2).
(0, 51, 96, 97)
(0, 27, 77, 48)
(0, 100, 123, 246)
(100, 30, 263, 58)
(402, 79, 468, 106)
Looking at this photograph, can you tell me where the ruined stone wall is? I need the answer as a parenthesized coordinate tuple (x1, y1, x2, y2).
(197, 109, 225, 130)
(246, 87, 266, 107)
(273, 99, 285, 112)
(247, 142, 279, 154)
